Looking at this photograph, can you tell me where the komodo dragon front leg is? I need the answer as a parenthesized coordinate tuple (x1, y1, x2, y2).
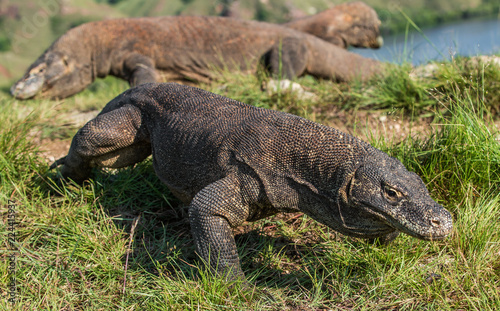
(265, 37, 309, 79)
(123, 53, 160, 86)
(52, 104, 151, 184)
(188, 174, 258, 280)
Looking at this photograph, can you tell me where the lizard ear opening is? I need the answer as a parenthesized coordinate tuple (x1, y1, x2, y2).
(338, 165, 359, 205)
(342, 174, 353, 203)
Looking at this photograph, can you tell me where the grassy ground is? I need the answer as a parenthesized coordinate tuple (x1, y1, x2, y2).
(0, 58, 499, 310)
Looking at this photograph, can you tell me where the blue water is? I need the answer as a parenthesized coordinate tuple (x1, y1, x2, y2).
(352, 18, 500, 65)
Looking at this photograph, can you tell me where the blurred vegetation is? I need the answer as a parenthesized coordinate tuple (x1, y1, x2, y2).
(0, 17, 10, 52)
(0, 0, 498, 84)
(50, 15, 102, 38)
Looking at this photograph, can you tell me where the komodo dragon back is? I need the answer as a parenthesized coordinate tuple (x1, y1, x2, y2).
(51, 83, 453, 280)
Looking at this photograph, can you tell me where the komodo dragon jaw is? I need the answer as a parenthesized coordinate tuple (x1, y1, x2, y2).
(10, 62, 46, 99)
(344, 24, 384, 49)
(11, 51, 90, 99)
(346, 154, 453, 240)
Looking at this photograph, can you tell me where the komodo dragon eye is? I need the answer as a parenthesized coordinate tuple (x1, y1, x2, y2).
(383, 185, 402, 203)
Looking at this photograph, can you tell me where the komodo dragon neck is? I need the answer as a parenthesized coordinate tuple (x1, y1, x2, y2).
(53, 24, 96, 82)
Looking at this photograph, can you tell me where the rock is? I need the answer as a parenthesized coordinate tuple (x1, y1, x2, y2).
(265, 79, 317, 101)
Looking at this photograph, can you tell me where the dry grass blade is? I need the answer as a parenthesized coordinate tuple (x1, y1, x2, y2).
(123, 214, 141, 295)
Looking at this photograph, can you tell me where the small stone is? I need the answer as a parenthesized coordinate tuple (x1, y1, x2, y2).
(379, 115, 387, 122)
(266, 79, 317, 101)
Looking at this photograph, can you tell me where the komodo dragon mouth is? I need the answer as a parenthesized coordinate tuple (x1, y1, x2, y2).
(358, 200, 452, 241)
(10, 64, 46, 99)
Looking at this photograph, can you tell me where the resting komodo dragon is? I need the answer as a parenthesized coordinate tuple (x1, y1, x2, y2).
(11, 15, 383, 100)
(221, 1, 383, 49)
(51, 83, 453, 280)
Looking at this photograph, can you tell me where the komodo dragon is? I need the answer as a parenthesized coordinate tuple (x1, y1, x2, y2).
(51, 83, 453, 280)
(11, 15, 383, 100)
(284, 1, 384, 49)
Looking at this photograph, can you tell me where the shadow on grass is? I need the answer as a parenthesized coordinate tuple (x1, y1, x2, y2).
(0, 84, 11, 95)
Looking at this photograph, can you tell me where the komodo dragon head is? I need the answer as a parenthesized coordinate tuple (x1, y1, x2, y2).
(11, 41, 92, 99)
(321, 1, 384, 49)
(287, 1, 384, 49)
(328, 150, 452, 241)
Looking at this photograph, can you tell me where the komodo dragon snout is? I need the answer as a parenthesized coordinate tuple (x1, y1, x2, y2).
(345, 154, 452, 241)
(11, 51, 90, 99)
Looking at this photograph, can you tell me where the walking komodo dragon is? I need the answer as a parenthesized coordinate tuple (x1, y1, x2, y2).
(51, 83, 453, 280)
(11, 15, 383, 100)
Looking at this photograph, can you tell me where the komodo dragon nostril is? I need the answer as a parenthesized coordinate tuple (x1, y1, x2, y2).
(431, 218, 441, 226)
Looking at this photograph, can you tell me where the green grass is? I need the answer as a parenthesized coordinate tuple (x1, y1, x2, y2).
(0, 56, 499, 309)
(204, 56, 500, 119)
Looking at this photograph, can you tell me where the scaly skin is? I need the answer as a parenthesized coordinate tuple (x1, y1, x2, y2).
(51, 83, 453, 280)
(285, 1, 384, 49)
(11, 15, 383, 100)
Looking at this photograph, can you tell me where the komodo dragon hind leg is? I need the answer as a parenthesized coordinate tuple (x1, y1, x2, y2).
(264, 37, 309, 79)
(188, 175, 252, 281)
(52, 104, 151, 184)
(124, 54, 160, 86)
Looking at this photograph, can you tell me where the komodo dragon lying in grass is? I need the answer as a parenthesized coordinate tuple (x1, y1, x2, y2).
(284, 1, 384, 49)
(51, 83, 453, 280)
(11, 15, 383, 100)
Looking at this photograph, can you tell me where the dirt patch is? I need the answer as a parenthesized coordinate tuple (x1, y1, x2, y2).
(35, 109, 99, 163)
(38, 138, 71, 163)
(316, 106, 433, 143)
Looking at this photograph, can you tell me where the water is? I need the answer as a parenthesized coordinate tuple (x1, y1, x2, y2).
(352, 18, 500, 65)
